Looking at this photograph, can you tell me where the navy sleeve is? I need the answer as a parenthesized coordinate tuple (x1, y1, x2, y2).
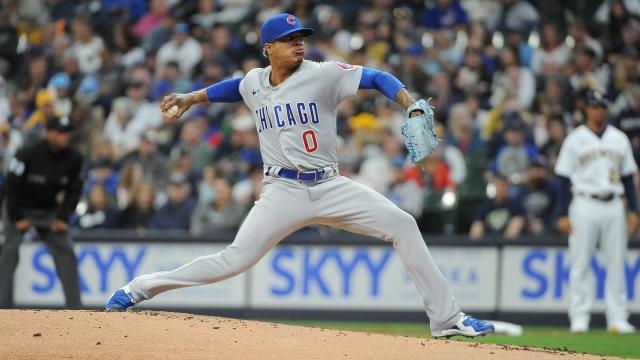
(205, 77, 243, 103)
(359, 67, 406, 101)
(555, 175, 571, 216)
(622, 175, 639, 212)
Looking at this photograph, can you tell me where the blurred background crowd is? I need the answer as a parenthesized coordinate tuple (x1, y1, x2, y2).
(0, 0, 639, 238)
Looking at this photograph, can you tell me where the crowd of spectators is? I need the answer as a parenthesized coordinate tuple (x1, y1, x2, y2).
(0, 0, 639, 238)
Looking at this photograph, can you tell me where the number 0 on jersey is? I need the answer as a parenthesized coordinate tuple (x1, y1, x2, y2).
(302, 130, 318, 153)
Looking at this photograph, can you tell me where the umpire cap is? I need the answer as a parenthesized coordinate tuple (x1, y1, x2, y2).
(46, 116, 74, 132)
(260, 13, 314, 47)
(585, 89, 609, 108)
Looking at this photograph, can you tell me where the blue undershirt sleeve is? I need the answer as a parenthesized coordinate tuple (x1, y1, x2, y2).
(359, 67, 406, 101)
(555, 175, 571, 216)
(622, 175, 639, 212)
(205, 77, 243, 103)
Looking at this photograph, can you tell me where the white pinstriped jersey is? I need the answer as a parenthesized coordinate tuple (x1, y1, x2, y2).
(238, 60, 363, 171)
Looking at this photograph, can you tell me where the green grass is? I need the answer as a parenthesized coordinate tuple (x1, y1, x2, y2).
(275, 321, 639, 359)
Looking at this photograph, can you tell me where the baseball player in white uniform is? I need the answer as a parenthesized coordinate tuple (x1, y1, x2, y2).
(106, 13, 494, 338)
(555, 89, 638, 334)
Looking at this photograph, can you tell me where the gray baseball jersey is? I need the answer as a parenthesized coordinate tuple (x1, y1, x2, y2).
(123, 60, 464, 332)
(239, 60, 362, 171)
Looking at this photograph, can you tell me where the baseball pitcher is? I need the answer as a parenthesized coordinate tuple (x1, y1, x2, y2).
(106, 13, 494, 338)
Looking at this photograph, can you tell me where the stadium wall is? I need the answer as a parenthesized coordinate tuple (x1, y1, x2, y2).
(12, 230, 640, 326)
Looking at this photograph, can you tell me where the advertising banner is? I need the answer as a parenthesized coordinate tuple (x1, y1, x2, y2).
(500, 246, 640, 312)
(14, 243, 246, 308)
(249, 245, 498, 311)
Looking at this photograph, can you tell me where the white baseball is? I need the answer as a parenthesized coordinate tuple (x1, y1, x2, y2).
(165, 105, 179, 118)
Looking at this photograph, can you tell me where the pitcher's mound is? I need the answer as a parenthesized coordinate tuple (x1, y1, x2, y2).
(0, 310, 609, 359)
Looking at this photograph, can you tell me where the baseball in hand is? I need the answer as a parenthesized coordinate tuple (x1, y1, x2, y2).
(165, 105, 179, 118)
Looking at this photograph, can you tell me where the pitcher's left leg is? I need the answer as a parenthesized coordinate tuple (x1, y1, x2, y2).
(313, 177, 488, 335)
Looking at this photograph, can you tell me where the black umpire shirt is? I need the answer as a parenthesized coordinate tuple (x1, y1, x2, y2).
(5, 139, 83, 223)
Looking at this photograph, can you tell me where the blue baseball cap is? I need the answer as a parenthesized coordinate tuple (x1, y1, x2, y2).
(260, 13, 314, 47)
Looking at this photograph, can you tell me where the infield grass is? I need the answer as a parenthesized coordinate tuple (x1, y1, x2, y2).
(276, 321, 639, 359)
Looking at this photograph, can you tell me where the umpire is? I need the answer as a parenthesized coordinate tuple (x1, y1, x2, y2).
(0, 116, 83, 309)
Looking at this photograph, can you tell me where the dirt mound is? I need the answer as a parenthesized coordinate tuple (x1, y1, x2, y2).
(0, 310, 613, 359)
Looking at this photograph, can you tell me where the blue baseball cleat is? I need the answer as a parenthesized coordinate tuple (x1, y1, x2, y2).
(431, 314, 495, 338)
(105, 287, 136, 312)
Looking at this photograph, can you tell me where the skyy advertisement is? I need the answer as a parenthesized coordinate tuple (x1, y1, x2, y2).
(12, 242, 640, 314)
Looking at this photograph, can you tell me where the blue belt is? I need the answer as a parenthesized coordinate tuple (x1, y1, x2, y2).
(276, 167, 326, 181)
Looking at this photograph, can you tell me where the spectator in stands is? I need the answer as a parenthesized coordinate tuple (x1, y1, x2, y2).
(119, 133, 169, 188)
(116, 162, 144, 209)
(536, 75, 573, 118)
(70, 15, 104, 74)
(420, 148, 456, 192)
(169, 146, 202, 191)
(19, 50, 49, 109)
(469, 175, 526, 239)
(495, 0, 539, 34)
(491, 112, 538, 185)
(133, 0, 169, 39)
(436, 122, 467, 186)
(504, 26, 535, 68)
(568, 20, 603, 64)
(112, 24, 145, 70)
(25, 89, 58, 130)
(453, 47, 492, 103)
(385, 157, 425, 218)
(60, 52, 82, 96)
(83, 157, 119, 199)
(569, 47, 609, 92)
(531, 22, 571, 76)
(111, 181, 155, 229)
(47, 72, 73, 117)
(103, 77, 162, 156)
(70, 184, 117, 229)
(490, 47, 536, 110)
(613, 86, 640, 164)
(149, 61, 194, 101)
(149, 173, 196, 230)
(518, 156, 557, 235)
(541, 116, 567, 169)
(191, 0, 220, 31)
(0, 76, 9, 122)
(446, 102, 484, 157)
(420, 0, 469, 31)
(156, 23, 202, 77)
(212, 0, 251, 25)
(599, 0, 637, 56)
(397, 45, 429, 96)
(173, 115, 215, 173)
(191, 177, 246, 235)
(231, 164, 264, 207)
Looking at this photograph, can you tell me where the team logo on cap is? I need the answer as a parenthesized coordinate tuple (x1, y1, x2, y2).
(333, 61, 356, 71)
(286, 15, 296, 25)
